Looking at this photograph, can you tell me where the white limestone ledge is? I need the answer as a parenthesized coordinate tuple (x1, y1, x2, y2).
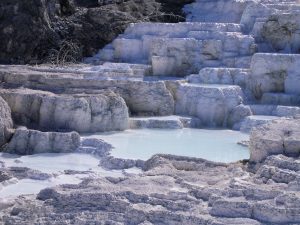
(250, 104, 300, 117)
(261, 93, 300, 106)
(184, 0, 253, 23)
(238, 115, 280, 133)
(187, 67, 250, 89)
(129, 115, 202, 129)
(94, 22, 255, 76)
(21, 63, 151, 80)
(123, 22, 242, 37)
(0, 65, 175, 116)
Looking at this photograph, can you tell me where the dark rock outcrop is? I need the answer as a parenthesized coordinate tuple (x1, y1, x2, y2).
(0, 96, 13, 148)
(0, 0, 192, 64)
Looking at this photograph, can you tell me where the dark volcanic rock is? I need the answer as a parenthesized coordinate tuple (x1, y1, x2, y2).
(0, 0, 192, 64)
(0, 0, 60, 64)
(0, 96, 13, 148)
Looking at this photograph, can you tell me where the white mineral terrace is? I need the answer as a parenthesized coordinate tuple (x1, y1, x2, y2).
(1, 0, 300, 223)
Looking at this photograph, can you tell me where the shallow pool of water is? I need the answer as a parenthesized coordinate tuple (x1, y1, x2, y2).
(87, 128, 250, 163)
(0, 153, 141, 198)
(0, 175, 83, 198)
(0, 153, 102, 174)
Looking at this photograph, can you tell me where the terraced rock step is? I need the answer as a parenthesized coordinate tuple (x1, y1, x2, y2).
(1, 63, 151, 81)
(187, 67, 250, 88)
(0, 66, 175, 117)
(261, 92, 300, 106)
(93, 22, 254, 76)
(250, 104, 300, 117)
(249, 53, 300, 97)
(238, 115, 281, 132)
(129, 116, 201, 129)
(184, 0, 254, 23)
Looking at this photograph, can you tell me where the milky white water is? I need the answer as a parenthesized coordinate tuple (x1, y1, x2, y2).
(0, 153, 140, 198)
(0, 129, 248, 197)
(0, 153, 103, 174)
(86, 128, 250, 162)
(0, 175, 83, 198)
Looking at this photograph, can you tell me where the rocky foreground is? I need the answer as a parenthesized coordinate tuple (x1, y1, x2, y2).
(0, 118, 299, 225)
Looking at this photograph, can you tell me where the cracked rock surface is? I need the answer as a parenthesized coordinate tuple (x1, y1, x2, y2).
(0, 150, 299, 224)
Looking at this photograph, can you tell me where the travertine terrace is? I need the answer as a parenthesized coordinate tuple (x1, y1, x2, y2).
(0, 0, 300, 224)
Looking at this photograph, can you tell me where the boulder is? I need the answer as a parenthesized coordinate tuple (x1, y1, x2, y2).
(3, 127, 80, 155)
(77, 138, 112, 157)
(0, 96, 13, 147)
(249, 118, 300, 162)
(228, 104, 252, 129)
